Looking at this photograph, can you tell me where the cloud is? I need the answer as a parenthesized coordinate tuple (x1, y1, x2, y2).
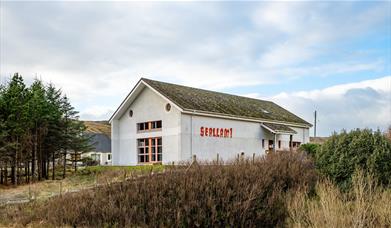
(0, 2, 389, 122)
(264, 76, 391, 136)
(79, 105, 115, 121)
(253, 2, 390, 69)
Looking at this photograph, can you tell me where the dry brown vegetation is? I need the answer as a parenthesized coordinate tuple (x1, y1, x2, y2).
(0, 152, 317, 227)
(287, 171, 391, 227)
(1, 152, 390, 227)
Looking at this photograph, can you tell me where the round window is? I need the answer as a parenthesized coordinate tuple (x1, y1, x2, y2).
(129, 110, 133, 117)
(165, 103, 171, 112)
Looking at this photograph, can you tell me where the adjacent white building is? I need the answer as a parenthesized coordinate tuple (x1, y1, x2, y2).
(83, 133, 112, 165)
(110, 78, 312, 165)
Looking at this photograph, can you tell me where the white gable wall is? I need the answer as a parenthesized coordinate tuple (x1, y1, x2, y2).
(112, 87, 181, 165)
(180, 114, 310, 162)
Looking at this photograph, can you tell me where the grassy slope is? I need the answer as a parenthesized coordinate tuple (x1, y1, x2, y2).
(83, 120, 111, 138)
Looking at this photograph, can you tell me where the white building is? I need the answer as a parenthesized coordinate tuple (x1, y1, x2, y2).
(110, 78, 312, 165)
(83, 133, 112, 165)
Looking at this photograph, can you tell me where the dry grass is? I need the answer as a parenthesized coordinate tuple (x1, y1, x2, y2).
(0, 152, 317, 227)
(0, 165, 164, 207)
(287, 170, 391, 227)
(2, 153, 390, 227)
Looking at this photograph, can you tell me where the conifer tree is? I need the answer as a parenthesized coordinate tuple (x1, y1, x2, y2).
(0, 73, 93, 185)
(2, 73, 29, 185)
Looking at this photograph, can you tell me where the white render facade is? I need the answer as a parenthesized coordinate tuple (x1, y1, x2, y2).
(110, 79, 311, 166)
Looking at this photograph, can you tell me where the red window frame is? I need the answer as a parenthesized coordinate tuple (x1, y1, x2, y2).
(137, 137, 162, 163)
(137, 120, 162, 132)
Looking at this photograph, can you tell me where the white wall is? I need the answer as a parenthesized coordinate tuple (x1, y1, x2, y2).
(112, 87, 181, 165)
(180, 114, 309, 162)
(82, 152, 112, 165)
(112, 86, 310, 166)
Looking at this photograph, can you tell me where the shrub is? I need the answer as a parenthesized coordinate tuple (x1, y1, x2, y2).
(315, 129, 391, 189)
(81, 157, 99, 166)
(299, 143, 320, 157)
(21, 151, 317, 227)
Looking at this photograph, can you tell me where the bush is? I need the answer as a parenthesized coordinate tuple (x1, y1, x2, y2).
(315, 129, 391, 189)
(300, 143, 320, 157)
(81, 157, 99, 166)
(22, 151, 317, 227)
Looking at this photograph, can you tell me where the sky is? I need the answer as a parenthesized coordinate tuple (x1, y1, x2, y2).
(0, 1, 390, 136)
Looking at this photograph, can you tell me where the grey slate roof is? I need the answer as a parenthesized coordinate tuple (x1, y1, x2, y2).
(142, 78, 311, 126)
(87, 133, 111, 153)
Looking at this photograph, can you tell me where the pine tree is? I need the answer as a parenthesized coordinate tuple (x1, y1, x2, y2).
(0, 88, 8, 184)
(60, 95, 92, 176)
(27, 79, 49, 180)
(0, 73, 93, 185)
(2, 73, 29, 185)
(44, 84, 63, 180)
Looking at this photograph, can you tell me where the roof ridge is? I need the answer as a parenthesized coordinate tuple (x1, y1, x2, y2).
(141, 78, 274, 104)
(140, 77, 311, 126)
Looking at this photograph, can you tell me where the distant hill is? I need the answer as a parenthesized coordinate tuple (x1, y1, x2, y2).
(83, 121, 111, 138)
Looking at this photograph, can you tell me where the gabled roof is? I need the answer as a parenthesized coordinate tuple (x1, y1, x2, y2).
(86, 133, 111, 153)
(141, 78, 311, 127)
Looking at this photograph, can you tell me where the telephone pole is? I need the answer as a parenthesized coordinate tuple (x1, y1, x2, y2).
(314, 110, 317, 137)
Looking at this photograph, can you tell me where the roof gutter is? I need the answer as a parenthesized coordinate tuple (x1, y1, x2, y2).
(182, 109, 312, 128)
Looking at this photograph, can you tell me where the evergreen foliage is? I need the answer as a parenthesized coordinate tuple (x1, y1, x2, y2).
(299, 143, 320, 158)
(0, 73, 92, 185)
(315, 129, 391, 189)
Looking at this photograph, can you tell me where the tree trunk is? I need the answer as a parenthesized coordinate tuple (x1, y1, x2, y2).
(14, 137, 19, 185)
(11, 165, 15, 185)
(38, 133, 42, 181)
(26, 161, 30, 183)
(32, 127, 37, 181)
(62, 149, 67, 179)
(52, 150, 55, 180)
(4, 164, 8, 185)
(24, 162, 28, 183)
(0, 167, 3, 185)
(74, 152, 77, 172)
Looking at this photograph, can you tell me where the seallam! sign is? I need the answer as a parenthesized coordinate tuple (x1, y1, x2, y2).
(200, 127, 233, 138)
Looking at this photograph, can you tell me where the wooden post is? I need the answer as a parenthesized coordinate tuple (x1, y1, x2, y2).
(289, 135, 293, 152)
(59, 181, 62, 196)
(252, 153, 255, 164)
(273, 134, 277, 152)
(192, 155, 197, 163)
(216, 153, 219, 164)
